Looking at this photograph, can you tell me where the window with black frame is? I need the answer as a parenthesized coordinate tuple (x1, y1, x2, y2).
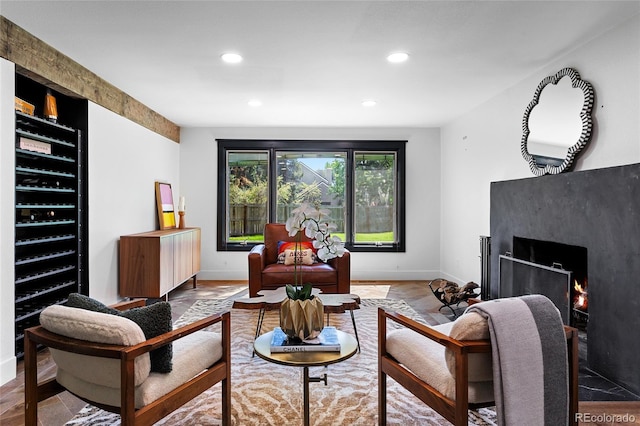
(217, 139, 406, 252)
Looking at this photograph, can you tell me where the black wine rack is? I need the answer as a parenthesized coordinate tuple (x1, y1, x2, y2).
(14, 100, 86, 358)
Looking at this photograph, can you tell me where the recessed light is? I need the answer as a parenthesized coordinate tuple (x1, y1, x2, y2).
(387, 52, 409, 63)
(361, 100, 377, 107)
(221, 53, 243, 64)
(248, 99, 262, 107)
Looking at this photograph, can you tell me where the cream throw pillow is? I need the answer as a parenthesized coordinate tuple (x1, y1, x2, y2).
(283, 248, 314, 265)
(444, 311, 493, 382)
(39, 305, 151, 388)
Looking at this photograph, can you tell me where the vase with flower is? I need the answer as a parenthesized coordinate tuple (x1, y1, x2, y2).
(279, 203, 346, 342)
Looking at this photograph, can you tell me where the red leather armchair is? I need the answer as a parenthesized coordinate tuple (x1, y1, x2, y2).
(248, 223, 350, 297)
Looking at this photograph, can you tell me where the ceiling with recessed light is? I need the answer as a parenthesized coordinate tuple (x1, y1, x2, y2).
(1, 1, 638, 128)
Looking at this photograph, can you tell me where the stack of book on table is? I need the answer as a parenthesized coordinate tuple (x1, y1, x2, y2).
(270, 326, 341, 353)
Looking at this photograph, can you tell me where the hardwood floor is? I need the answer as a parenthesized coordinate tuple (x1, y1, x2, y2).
(1, 280, 638, 425)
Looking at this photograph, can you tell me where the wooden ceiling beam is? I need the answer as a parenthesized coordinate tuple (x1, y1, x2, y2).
(0, 16, 180, 143)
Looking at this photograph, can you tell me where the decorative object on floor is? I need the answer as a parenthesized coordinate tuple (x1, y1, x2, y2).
(67, 297, 498, 425)
(280, 283, 324, 341)
(26, 298, 231, 425)
(428, 278, 480, 318)
(379, 295, 579, 426)
(521, 67, 594, 176)
(155, 181, 176, 230)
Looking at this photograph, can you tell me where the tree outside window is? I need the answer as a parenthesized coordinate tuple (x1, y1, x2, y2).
(276, 152, 346, 235)
(354, 152, 397, 244)
(227, 152, 268, 242)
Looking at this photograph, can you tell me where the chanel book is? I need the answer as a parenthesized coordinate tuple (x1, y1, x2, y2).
(270, 326, 341, 353)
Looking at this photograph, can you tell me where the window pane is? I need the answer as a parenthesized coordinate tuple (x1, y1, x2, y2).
(218, 139, 405, 252)
(275, 152, 346, 235)
(227, 151, 269, 243)
(354, 152, 397, 244)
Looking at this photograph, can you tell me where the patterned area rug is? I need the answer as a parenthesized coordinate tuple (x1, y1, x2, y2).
(67, 298, 497, 425)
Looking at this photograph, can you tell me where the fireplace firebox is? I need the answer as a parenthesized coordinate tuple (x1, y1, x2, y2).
(499, 237, 588, 328)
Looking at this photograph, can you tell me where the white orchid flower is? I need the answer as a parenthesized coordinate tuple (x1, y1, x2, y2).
(305, 208, 321, 221)
(286, 204, 310, 233)
(316, 246, 332, 261)
(304, 220, 319, 238)
(317, 208, 330, 218)
(285, 203, 345, 262)
(291, 203, 310, 215)
(329, 235, 342, 245)
(332, 241, 346, 257)
(313, 232, 326, 244)
(285, 216, 302, 237)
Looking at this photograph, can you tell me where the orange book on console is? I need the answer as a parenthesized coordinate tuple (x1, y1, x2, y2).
(270, 326, 341, 352)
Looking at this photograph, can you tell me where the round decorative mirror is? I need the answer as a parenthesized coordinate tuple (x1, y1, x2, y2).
(521, 68, 594, 176)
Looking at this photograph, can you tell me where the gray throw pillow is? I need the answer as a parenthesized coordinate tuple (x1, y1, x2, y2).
(65, 293, 173, 373)
(66, 293, 119, 315)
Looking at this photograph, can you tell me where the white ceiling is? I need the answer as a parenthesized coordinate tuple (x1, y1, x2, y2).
(1, 1, 638, 128)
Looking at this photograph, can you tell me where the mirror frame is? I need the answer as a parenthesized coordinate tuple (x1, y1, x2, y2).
(521, 67, 594, 176)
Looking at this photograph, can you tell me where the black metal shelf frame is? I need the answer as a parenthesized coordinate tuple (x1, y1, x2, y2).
(13, 88, 86, 358)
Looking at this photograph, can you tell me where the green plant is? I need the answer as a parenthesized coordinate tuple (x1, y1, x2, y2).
(285, 283, 315, 301)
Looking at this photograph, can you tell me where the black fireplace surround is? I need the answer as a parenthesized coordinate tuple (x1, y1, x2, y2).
(490, 162, 640, 396)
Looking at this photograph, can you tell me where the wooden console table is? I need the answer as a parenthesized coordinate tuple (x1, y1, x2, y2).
(119, 227, 201, 299)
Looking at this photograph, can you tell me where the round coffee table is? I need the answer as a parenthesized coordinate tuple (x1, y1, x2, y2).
(254, 329, 358, 426)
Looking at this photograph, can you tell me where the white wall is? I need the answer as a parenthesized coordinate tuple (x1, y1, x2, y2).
(88, 102, 180, 303)
(179, 127, 441, 281)
(439, 14, 640, 284)
(0, 58, 16, 385)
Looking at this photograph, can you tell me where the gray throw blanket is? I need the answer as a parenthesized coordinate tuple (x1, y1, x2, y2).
(467, 295, 568, 426)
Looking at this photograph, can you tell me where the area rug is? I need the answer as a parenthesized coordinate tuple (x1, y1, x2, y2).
(67, 298, 497, 425)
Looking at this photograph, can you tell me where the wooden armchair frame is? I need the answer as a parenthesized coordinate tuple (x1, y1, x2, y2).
(24, 299, 231, 426)
(378, 307, 578, 426)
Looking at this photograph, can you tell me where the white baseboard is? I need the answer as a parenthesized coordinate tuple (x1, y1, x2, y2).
(436, 272, 466, 284)
(197, 269, 247, 281)
(0, 355, 16, 386)
(197, 269, 446, 282)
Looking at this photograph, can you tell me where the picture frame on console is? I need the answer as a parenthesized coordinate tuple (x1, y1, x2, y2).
(155, 181, 176, 230)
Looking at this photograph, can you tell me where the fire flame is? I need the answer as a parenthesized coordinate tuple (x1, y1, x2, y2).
(573, 279, 588, 311)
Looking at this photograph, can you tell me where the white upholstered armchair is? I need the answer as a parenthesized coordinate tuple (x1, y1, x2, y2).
(378, 296, 579, 426)
(24, 299, 231, 425)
